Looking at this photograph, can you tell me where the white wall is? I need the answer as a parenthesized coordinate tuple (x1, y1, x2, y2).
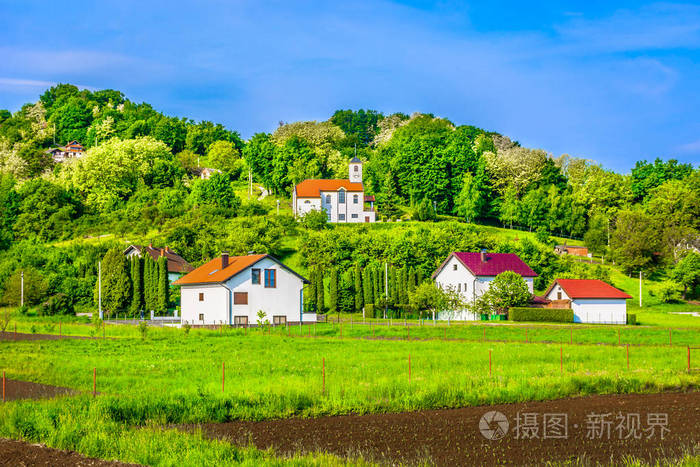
(180, 257, 315, 325)
(572, 299, 627, 324)
(545, 285, 627, 324)
(295, 197, 322, 217)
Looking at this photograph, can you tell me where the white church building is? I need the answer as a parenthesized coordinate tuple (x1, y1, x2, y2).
(293, 157, 376, 223)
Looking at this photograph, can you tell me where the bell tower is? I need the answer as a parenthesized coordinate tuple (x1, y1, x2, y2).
(349, 156, 363, 183)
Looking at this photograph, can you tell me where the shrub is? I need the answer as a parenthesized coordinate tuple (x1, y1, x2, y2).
(364, 303, 374, 317)
(39, 293, 75, 316)
(509, 307, 573, 323)
(299, 209, 328, 230)
(657, 282, 679, 303)
(138, 321, 148, 340)
(17, 305, 28, 315)
(627, 313, 637, 325)
(182, 322, 191, 336)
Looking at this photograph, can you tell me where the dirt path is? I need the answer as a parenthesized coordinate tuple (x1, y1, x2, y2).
(191, 391, 700, 466)
(0, 438, 138, 466)
(1, 379, 76, 401)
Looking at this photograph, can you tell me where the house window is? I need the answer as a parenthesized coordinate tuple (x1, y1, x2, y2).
(198, 313, 204, 321)
(354, 165, 359, 172)
(234, 316, 248, 326)
(557, 292, 562, 300)
(234, 292, 248, 305)
(458, 283, 461, 292)
(338, 190, 345, 203)
(353, 194, 359, 204)
(198, 293, 204, 302)
(273, 315, 286, 325)
(251, 268, 261, 284)
(325, 194, 331, 204)
(339, 214, 345, 221)
(453, 264, 458, 271)
(464, 283, 467, 291)
(264, 269, 277, 288)
(351, 213, 358, 219)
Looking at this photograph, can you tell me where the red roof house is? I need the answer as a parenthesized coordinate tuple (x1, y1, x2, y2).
(544, 279, 632, 324)
(432, 251, 537, 279)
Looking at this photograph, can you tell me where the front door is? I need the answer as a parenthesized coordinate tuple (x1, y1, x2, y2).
(364, 216, 369, 222)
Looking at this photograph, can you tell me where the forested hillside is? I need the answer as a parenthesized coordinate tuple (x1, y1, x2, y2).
(0, 84, 698, 314)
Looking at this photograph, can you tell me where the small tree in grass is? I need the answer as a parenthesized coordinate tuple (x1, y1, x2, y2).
(409, 282, 465, 321)
(0, 308, 11, 333)
(256, 309, 270, 330)
(138, 320, 149, 340)
(671, 252, 700, 299)
(473, 271, 531, 316)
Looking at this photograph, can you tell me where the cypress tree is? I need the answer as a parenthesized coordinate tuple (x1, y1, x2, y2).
(157, 256, 169, 313)
(354, 264, 363, 312)
(408, 267, 418, 294)
(316, 269, 325, 313)
(143, 257, 152, 311)
(329, 267, 339, 314)
(129, 256, 143, 316)
(362, 266, 373, 306)
(339, 269, 354, 313)
(373, 264, 382, 306)
(306, 269, 317, 311)
(97, 248, 131, 314)
(389, 265, 398, 306)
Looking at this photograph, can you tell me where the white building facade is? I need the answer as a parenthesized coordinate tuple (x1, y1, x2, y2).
(544, 279, 630, 324)
(432, 251, 537, 321)
(293, 157, 376, 223)
(175, 253, 315, 326)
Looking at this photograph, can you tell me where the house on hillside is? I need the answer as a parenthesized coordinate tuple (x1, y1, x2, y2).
(543, 279, 631, 324)
(124, 244, 194, 283)
(173, 252, 313, 326)
(432, 250, 537, 320)
(293, 157, 376, 223)
(47, 141, 85, 163)
(554, 245, 589, 257)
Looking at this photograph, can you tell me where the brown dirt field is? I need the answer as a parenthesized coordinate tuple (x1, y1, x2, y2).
(0, 331, 95, 341)
(1, 379, 76, 401)
(0, 438, 139, 466)
(191, 392, 700, 466)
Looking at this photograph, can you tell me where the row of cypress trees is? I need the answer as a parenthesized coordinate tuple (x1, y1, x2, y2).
(305, 263, 422, 315)
(96, 247, 170, 316)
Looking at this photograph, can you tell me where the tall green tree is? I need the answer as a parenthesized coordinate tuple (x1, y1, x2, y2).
(315, 269, 325, 313)
(362, 266, 373, 307)
(96, 248, 131, 314)
(671, 252, 700, 299)
(156, 256, 169, 313)
(354, 264, 363, 312)
(129, 256, 143, 316)
(328, 267, 339, 314)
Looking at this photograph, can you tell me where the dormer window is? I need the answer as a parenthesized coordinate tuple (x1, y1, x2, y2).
(338, 190, 345, 204)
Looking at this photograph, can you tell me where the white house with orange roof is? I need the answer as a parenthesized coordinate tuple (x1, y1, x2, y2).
(173, 252, 313, 326)
(292, 157, 376, 223)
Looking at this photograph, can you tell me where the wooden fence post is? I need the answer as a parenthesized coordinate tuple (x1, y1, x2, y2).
(93, 368, 96, 397)
(489, 350, 492, 377)
(322, 358, 325, 395)
(560, 345, 563, 373)
(570, 327, 572, 345)
(669, 329, 672, 346)
(626, 344, 630, 370)
(688, 346, 690, 373)
(222, 362, 225, 393)
(59, 322, 61, 339)
(408, 353, 411, 382)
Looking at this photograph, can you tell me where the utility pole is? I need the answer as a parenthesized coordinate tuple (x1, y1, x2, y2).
(98, 261, 103, 320)
(20, 271, 24, 307)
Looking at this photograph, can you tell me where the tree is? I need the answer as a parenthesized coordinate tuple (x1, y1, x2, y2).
(129, 256, 143, 316)
(484, 146, 548, 195)
(96, 248, 131, 314)
(338, 269, 354, 313)
(156, 256, 169, 313)
(362, 266, 373, 307)
(329, 267, 339, 314)
(610, 209, 660, 274)
(299, 209, 328, 230)
(408, 282, 464, 320)
(482, 271, 531, 315)
(630, 158, 694, 201)
(354, 264, 363, 312)
(498, 187, 519, 229)
(1, 268, 48, 306)
(414, 198, 436, 221)
(378, 171, 401, 219)
(671, 252, 700, 299)
(330, 109, 382, 146)
(191, 172, 241, 211)
(207, 140, 242, 174)
(584, 214, 608, 256)
(315, 269, 325, 313)
(454, 171, 486, 222)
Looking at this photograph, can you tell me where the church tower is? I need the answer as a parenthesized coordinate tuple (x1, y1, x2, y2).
(349, 156, 363, 183)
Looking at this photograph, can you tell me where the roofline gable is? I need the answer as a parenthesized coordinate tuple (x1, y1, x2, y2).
(175, 254, 309, 286)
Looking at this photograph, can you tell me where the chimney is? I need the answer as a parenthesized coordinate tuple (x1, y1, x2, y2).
(160, 248, 165, 257)
(480, 249, 487, 263)
(221, 251, 229, 269)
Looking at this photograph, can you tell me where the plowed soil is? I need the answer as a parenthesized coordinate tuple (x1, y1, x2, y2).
(1, 378, 75, 401)
(0, 438, 139, 466)
(192, 392, 700, 466)
(0, 331, 94, 341)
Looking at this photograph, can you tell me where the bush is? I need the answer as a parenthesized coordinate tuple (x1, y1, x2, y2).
(657, 282, 679, 303)
(299, 209, 328, 230)
(627, 313, 637, 325)
(364, 303, 374, 317)
(39, 293, 75, 316)
(509, 307, 573, 323)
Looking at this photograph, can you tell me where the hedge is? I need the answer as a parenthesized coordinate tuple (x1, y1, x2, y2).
(509, 307, 573, 323)
(627, 313, 637, 325)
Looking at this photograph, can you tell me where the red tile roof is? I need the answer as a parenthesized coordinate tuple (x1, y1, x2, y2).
(124, 245, 194, 274)
(548, 279, 632, 299)
(433, 252, 537, 278)
(295, 179, 364, 198)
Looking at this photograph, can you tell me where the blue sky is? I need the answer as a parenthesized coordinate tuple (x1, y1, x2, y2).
(1, 1, 699, 171)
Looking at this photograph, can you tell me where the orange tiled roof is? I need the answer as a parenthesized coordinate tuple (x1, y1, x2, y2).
(295, 179, 363, 198)
(173, 254, 267, 285)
